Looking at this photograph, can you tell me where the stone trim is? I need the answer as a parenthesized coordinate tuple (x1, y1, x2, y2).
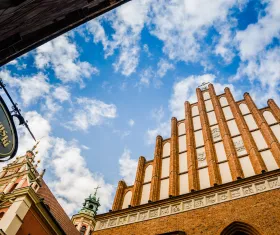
(95, 175, 280, 231)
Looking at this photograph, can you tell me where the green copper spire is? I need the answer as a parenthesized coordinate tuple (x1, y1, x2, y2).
(79, 186, 101, 217)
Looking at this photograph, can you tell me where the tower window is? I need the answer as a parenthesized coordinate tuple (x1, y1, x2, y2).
(0, 212, 5, 220)
(80, 225, 87, 235)
(89, 204, 93, 209)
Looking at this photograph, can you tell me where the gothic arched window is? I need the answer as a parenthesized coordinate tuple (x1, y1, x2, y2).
(221, 221, 261, 235)
(80, 225, 87, 235)
(89, 204, 93, 210)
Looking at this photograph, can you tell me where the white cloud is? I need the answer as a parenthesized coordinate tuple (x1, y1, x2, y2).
(169, 74, 215, 119)
(143, 44, 152, 57)
(7, 60, 18, 65)
(6, 59, 27, 70)
(151, 106, 164, 123)
(128, 119, 135, 127)
(24, 114, 114, 215)
(150, 0, 241, 63)
(169, 74, 239, 119)
(146, 73, 240, 145)
(83, 0, 249, 78)
(81, 145, 90, 150)
(113, 129, 131, 139)
(0, 70, 67, 119)
(137, 66, 165, 89)
(101, 81, 113, 93)
(231, 0, 280, 106)
(86, 20, 110, 52)
(87, 0, 248, 75)
(146, 121, 170, 145)
(110, 0, 151, 76)
(49, 138, 114, 215)
(14, 111, 52, 167)
(6, 110, 114, 215)
(146, 106, 170, 145)
(40, 96, 63, 119)
(119, 148, 137, 185)
(53, 86, 70, 102)
(235, 0, 280, 60)
(0, 71, 50, 106)
(233, 46, 280, 106)
(138, 67, 154, 87)
(156, 59, 175, 78)
(215, 25, 236, 63)
(35, 35, 99, 85)
(66, 97, 117, 131)
(88, 0, 152, 76)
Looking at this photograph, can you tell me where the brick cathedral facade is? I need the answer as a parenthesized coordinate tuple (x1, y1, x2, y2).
(93, 84, 280, 235)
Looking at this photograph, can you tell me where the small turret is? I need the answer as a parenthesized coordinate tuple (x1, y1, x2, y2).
(71, 187, 101, 234)
(79, 189, 101, 217)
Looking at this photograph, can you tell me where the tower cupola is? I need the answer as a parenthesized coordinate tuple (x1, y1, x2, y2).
(71, 187, 101, 233)
(80, 188, 101, 217)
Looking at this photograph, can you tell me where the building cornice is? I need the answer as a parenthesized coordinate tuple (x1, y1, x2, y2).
(0, 186, 65, 234)
(95, 169, 280, 231)
(72, 212, 95, 221)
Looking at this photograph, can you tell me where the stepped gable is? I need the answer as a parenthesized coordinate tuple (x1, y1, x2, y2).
(93, 84, 280, 234)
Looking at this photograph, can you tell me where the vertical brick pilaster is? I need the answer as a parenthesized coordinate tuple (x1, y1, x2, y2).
(196, 88, 221, 186)
(209, 85, 243, 180)
(169, 117, 179, 196)
(131, 156, 146, 206)
(244, 93, 280, 167)
(112, 180, 127, 211)
(185, 101, 199, 191)
(268, 99, 280, 122)
(150, 135, 163, 201)
(225, 88, 266, 174)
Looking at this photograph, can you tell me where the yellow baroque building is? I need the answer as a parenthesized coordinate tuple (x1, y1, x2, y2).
(93, 84, 280, 235)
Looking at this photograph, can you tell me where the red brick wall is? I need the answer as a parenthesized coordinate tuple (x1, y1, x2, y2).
(94, 189, 280, 235)
(16, 208, 54, 235)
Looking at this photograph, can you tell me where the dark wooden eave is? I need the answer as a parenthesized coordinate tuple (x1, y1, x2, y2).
(0, 0, 130, 66)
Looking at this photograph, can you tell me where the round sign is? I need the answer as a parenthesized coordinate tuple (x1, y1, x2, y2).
(0, 95, 18, 161)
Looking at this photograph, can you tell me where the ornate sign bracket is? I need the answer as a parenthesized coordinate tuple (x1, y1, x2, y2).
(0, 78, 36, 161)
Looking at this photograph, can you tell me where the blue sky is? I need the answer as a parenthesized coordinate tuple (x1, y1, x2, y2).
(0, 0, 280, 216)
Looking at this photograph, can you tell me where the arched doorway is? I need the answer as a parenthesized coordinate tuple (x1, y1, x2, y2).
(221, 221, 261, 235)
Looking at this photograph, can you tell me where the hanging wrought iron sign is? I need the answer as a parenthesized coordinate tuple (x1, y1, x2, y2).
(0, 95, 18, 161)
(0, 78, 36, 161)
